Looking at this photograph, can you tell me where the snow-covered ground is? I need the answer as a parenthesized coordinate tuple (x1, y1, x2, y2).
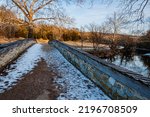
(43, 46, 110, 100)
(0, 44, 43, 93)
(0, 44, 110, 100)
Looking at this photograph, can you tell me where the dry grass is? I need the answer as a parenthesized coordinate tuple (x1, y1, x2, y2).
(36, 38, 49, 44)
(0, 37, 49, 44)
(63, 41, 109, 49)
(63, 41, 93, 47)
(0, 37, 24, 44)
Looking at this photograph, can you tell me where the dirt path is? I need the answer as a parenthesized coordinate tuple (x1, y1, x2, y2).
(0, 59, 60, 100)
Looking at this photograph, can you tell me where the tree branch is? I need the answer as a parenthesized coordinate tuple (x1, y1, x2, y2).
(32, 17, 56, 22)
(12, 0, 29, 19)
(22, 0, 30, 15)
(30, 0, 38, 10)
(33, 0, 54, 13)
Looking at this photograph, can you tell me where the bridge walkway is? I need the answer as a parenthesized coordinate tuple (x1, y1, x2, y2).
(0, 44, 110, 100)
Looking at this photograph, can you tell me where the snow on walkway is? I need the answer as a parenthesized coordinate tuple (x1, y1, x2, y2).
(0, 44, 110, 100)
(0, 44, 43, 93)
(43, 46, 110, 100)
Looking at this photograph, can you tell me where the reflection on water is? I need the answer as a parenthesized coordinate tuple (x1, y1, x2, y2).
(89, 48, 150, 78)
(106, 55, 150, 78)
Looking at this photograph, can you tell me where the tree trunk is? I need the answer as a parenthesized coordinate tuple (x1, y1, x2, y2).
(28, 25, 34, 38)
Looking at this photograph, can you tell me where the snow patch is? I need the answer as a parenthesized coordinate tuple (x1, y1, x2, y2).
(44, 47, 110, 100)
(0, 44, 43, 93)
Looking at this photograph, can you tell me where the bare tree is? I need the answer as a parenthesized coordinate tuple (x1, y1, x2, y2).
(97, 0, 150, 22)
(86, 23, 107, 51)
(106, 12, 127, 40)
(103, 12, 127, 51)
(2, 0, 89, 38)
(86, 23, 98, 50)
(0, 6, 17, 25)
(79, 26, 85, 49)
(0, 5, 18, 38)
(118, 0, 150, 22)
(92, 0, 150, 23)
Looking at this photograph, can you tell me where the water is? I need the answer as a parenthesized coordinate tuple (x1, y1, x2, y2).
(88, 49, 150, 78)
(105, 55, 150, 78)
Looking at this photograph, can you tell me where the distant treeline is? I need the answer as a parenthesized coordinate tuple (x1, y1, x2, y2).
(0, 5, 150, 50)
(137, 30, 150, 50)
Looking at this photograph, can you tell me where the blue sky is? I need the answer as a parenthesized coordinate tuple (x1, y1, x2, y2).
(64, 1, 119, 27)
(64, 0, 150, 31)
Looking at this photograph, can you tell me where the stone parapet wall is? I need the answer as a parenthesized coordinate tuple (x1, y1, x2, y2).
(51, 40, 150, 100)
(0, 39, 36, 70)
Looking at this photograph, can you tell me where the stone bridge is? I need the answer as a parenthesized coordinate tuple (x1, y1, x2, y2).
(0, 39, 150, 100)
